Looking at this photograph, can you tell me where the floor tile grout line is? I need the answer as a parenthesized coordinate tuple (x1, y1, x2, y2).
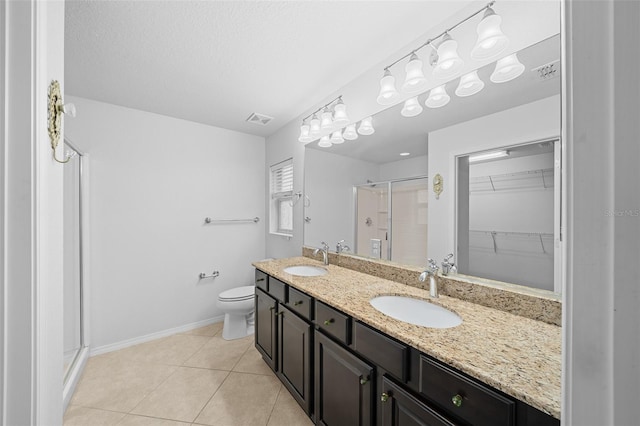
(265, 383, 285, 426)
(190, 370, 233, 425)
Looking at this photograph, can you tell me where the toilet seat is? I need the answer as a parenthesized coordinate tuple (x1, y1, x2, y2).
(218, 285, 255, 302)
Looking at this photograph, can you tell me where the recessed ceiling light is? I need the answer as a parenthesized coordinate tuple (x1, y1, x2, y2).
(400, 152, 411, 156)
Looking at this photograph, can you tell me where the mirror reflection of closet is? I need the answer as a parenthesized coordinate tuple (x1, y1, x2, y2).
(456, 139, 561, 292)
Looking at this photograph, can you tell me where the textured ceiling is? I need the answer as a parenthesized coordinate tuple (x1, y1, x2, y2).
(64, 1, 473, 137)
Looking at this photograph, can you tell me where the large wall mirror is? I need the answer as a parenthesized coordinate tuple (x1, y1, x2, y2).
(303, 7, 561, 296)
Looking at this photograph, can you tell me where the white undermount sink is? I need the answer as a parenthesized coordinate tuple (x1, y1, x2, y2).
(370, 295, 462, 329)
(283, 265, 328, 277)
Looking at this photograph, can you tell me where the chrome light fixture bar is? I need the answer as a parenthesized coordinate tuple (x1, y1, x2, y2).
(298, 95, 346, 143)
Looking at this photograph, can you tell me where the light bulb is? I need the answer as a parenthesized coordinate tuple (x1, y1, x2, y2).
(298, 123, 313, 143)
(433, 34, 464, 80)
(401, 97, 423, 117)
(357, 117, 375, 135)
(320, 108, 333, 130)
(425, 85, 451, 108)
(401, 53, 427, 93)
(471, 7, 509, 61)
(490, 53, 525, 83)
(343, 124, 358, 140)
(330, 130, 345, 144)
(455, 71, 485, 97)
(318, 135, 332, 148)
(333, 99, 349, 126)
(309, 114, 320, 137)
(377, 69, 400, 105)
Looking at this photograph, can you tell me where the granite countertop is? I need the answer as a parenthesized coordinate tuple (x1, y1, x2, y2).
(253, 256, 561, 420)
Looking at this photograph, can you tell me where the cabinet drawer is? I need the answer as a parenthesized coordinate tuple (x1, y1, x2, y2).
(255, 269, 268, 292)
(269, 277, 286, 302)
(354, 321, 408, 382)
(286, 286, 313, 321)
(315, 301, 351, 345)
(419, 355, 515, 426)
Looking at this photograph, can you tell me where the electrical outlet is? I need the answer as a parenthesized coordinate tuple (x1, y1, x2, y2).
(532, 59, 560, 81)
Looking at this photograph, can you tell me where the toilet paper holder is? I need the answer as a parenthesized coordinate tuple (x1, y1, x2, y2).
(199, 271, 220, 279)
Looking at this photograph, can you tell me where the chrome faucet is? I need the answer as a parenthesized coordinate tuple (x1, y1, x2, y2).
(336, 240, 350, 254)
(419, 258, 440, 298)
(313, 242, 330, 265)
(441, 253, 456, 276)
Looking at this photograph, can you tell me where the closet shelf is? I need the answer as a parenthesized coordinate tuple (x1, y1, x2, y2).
(469, 167, 554, 192)
(469, 229, 553, 254)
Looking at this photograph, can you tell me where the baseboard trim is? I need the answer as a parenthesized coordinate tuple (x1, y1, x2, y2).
(89, 315, 225, 357)
(63, 346, 90, 412)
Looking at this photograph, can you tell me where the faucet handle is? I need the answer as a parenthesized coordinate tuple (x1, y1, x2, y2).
(443, 253, 454, 262)
(428, 258, 439, 271)
(320, 241, 329, 250)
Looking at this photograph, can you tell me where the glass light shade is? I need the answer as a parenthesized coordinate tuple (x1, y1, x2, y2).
(433, 34, 464, 80)
(330, 130, 344, 144)
(401, 97, 423, 117)
(318, 135, 332, 148)
(309, 114, 321, 137)
(333, 101, 349, 126)
(490, 53, 525, 83)
(358, 116, 375, 135)
(320, 109, 334, 130)
(471, 8, 509, 60)
(401, 53, 427, 93)
(377, 69, 400, 105)
(425, 85, 451, 108)
(455, 71, 485, 97)
(343, 124, 358, 140)
(298, 123, 313, 143)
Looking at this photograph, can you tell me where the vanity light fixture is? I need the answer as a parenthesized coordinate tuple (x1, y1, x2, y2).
(358, 116, 375, 135)
(471, 7, 509, 60)
(343, 124, 359, 140)
(490, 53, 525, 83)
(318, 135, 332, 148)
(468, 150, 509, 162)
(401, 97, 423, 117)
(332, 98, 349, 126)
(330, 129, 345, 144)
(320, 107, 334, 130)
(425, 84, 451, 108)
(298, 120, 313, 143)
(377, 69, 401, 105)
(309, 113, 321, 137)
(433, 33, 464, 80)
(401, 53, 427, 93)
(455, 70, 485, 97)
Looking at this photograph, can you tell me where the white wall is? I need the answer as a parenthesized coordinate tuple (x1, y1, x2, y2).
(65, 96, 265, 350)
(378, 154, 428, 181)
(304, 149, 378, 251)
(427, 95, 560, 263)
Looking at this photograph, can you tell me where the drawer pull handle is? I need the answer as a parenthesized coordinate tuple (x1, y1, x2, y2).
(451, 394, 463, 408)
(360, 377, 368, 385)
(256, 278, 265, 282)
(323, 319, 334, 326)
(294, 300, 303, 306)
(380, 392, 390, 403)
(269, 306, 275, 311)
(277, 311, 284, 316)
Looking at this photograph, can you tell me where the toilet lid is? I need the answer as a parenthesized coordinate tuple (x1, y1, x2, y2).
(219, 285, 255, 301)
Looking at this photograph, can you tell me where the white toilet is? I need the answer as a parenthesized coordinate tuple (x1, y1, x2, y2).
(217, 285, 255, 340)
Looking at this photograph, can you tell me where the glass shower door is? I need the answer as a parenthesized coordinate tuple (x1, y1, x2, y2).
(355, 184, 390, 260)
(390, 178, 429, 265)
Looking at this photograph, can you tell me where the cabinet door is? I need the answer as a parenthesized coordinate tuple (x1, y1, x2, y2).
(315, 331, 374, 426)
(278, 303, 312, 415)
(381, 376, 456, 426)
(255, 287, 277, 372)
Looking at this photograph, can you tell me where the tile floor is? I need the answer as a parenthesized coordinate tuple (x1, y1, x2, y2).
(65, 323, 313, 426)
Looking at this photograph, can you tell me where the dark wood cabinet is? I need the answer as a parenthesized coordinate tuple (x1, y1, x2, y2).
(381, 376, 456, 426)
(315, 331, 374, 426)
(255, 287, 278, 372)
(278, 303, 313, 415)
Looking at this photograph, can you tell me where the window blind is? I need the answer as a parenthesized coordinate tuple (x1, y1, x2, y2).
(271, 159, 293, 199)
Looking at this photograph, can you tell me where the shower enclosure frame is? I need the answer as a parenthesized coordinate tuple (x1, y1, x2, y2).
(62, 138, 91, 411)
(353, 175, 428, 262)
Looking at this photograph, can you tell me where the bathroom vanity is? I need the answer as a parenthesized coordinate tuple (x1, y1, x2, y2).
(253, 257, 561, 426)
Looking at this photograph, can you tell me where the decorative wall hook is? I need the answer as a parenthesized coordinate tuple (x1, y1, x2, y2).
(47, 80, 77, 164)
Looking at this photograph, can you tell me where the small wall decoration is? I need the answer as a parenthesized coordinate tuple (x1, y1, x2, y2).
(433, 173, 443, 199)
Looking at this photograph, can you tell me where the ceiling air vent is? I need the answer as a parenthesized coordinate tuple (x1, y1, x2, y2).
(246, 112, 274, 126)
(532, 59, 560, 82)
